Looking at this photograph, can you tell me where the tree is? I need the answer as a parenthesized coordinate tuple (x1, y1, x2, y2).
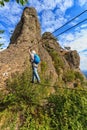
(0, 43, 3, 49)
(0, 0, 28, 6)
(0, 30, 4, 50)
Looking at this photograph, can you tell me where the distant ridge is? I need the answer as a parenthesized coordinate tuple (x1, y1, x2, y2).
(82, 70, 87, 78)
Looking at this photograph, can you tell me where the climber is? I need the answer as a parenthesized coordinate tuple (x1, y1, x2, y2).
(29, 48, 40, 83)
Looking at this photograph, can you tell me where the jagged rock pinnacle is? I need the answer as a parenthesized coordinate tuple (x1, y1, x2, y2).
(10, 7, 41, 45)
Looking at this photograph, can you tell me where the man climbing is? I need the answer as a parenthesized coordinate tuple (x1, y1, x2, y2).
(29, 48, 40, 83)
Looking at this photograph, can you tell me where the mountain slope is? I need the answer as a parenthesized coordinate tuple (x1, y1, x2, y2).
(0, 7, 87, 130)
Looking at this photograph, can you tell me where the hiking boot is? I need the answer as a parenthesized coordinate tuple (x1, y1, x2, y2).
(37, 80, 41, 84)
(30, 81, 34, 83)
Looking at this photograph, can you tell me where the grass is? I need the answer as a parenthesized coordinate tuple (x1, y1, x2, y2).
(0, 67, 87, 129)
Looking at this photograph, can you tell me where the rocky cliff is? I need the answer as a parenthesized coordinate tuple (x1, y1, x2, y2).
(0, 7, 84, 91)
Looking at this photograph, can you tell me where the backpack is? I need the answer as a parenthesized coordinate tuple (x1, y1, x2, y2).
(33, 54, 40, 64)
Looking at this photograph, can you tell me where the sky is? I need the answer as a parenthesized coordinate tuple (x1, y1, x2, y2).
(0, 0, 87, 71)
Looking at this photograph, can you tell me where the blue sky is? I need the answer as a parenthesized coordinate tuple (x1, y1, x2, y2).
(0, 0, 87, 71)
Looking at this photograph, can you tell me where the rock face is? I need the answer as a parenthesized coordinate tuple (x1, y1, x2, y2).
(0, 7, 83, 90)
(64, 50, 80, 69)
(10, 7, 41, 45)
(0, 7, 41, 90)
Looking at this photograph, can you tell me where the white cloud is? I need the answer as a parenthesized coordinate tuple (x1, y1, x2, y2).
(0, 35, 9, 48)
(37, 0, 74, 33)
(81, 24, 87, 28)
(42, 0, 58, 10)
(69, 30, 87, 52)
(41, 9, 67, 33)
(61, 29, 87, 50)
(29, 0, 43, 12)
(0, 1, 24, 47)
(29, 0, 74, 13)
(0, 0, 74, 35)
(61, 33, 75, 42)
(0, 1, 23, 27)
(29, 0, 59, 12)
(78, 0, 87, 6)
(80, 54, 87, 70)
(58, 0, 74, 12)
(0, 0, 86, 71)
(59, 28, 87, 70)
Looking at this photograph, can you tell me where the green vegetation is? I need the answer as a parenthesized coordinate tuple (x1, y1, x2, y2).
(0, 43, 4, 50)
(40, 61, 48, 75)
(44, 41, 64, 75)
(63, 70, 75, 82)
(48, 50, 64, 74)
(63, 70, 84, 85)
(0, 30, 4, 34)
(0, 68, 87, 130)
(48, 87, 87, 130)
(74, 71, 84, 82)
(0, 0, 28, 6)
(0, 30, 4, 49)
